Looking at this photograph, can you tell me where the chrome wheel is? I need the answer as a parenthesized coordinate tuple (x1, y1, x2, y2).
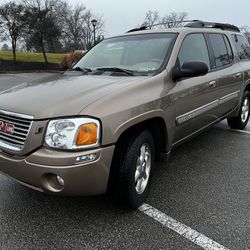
(135, 143, 151, 195)
(241, 97, 249, 123)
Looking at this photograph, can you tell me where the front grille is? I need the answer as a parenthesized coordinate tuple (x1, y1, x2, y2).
(0, 111, 32, 152)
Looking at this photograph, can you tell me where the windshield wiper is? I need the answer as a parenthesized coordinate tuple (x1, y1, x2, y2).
(70, 67, 92, 73)
(96, 67, 135, 76)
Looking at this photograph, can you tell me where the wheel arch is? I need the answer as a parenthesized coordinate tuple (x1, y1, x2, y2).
(229, 82, 250, 118)
(245, 83, 250, 93)
(113, 116, 169, 160)
(107, 116, 169, 195)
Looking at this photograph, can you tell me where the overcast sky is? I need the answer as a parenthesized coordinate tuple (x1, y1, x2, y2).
(66, 0, 250, 36)
(0, 0, 249, 36)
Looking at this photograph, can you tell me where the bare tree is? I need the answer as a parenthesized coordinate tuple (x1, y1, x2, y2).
(240, 26, 250, 43)
(60, 4, 87, 51)
(1, 43, 10, 51)
(0, 2, 25, 62)
(141, 11, 188, 29)
(82, 10, 104, 49)
(0, 0, 105, 62)
(61, 3, 104, 51)
(161, 12, 188, 28)
(23, 0, 62, 63)
(143, 10, 160, 29)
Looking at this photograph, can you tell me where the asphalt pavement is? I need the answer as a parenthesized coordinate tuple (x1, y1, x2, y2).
(0, 73, 249, 250)
(0, 73, 56, 92)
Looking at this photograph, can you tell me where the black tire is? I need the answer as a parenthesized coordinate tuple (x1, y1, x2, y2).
(227, 91, 250, 130)
(109, 130, 155, 209)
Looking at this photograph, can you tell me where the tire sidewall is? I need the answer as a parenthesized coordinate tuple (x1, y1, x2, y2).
(124, 131, 155, 208)
(240, 91, 250, 127)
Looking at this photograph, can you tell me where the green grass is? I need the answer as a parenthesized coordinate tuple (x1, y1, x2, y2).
(0, 50, 66, 63)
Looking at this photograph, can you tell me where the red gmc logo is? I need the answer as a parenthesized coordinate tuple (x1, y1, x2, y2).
(0, 121, 15, 135)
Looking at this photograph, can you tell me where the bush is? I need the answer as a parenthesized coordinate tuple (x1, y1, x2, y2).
(61, 51, 86, 69)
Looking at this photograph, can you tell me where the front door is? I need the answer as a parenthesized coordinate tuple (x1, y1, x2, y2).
(172, 33, 219, 144)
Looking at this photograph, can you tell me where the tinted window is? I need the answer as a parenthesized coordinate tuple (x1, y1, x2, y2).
(208, 34, 232, 68)
(232, 35, 250, 60)
(178, 33, 210, 70)
(223, 35, 234, 62)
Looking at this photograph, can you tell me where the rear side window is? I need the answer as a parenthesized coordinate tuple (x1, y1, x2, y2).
(208, 34, 233, 68)
(232, 35, 250, 60)
(178, 33, 211, 70)
(224, 36, 234, 62)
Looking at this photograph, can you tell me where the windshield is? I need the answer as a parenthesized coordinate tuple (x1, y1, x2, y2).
(74, 33, 177, 76)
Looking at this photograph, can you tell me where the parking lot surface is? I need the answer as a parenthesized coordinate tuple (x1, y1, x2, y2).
(0, 73, 249, 250)
(0, 73, 55, 92)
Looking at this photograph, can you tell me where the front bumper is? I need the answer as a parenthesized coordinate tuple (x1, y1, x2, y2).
(0, 146, 115, 196)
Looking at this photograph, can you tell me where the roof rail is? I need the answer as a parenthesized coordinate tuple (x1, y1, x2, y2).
(127, 20, 240, 33)
(127, 20, 196, 33)
(127, 26, 148, 33)
(184, 20, 240, 32)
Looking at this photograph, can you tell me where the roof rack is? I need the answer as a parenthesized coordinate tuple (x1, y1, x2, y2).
(184, 21, 240, 32)
(127, 20, 240, 33)
(127, 26, 148, 33)
(127, 20, 194, 33)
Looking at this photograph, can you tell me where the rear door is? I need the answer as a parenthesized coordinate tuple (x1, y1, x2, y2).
(206, 33, 243, 116)
(172, 33, 220, 144)
(231, 34, 250, 94)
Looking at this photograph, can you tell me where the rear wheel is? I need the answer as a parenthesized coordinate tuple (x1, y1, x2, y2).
(227, 91, 250, 129)
(109, 130, 155, 208)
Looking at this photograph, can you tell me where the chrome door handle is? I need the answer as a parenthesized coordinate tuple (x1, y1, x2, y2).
(208, 81, 216, 88)
(236, 73, 242, 78)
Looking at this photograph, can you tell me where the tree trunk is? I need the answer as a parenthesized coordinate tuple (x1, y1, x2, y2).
(12, 39, 16, 63)
(40, 33, 48, 64)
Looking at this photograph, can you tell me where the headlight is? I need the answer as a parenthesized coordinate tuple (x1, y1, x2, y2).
(44, 118, 100, 150)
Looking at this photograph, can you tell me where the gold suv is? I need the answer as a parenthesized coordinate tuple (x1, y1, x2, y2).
(0, 21, 249, 208)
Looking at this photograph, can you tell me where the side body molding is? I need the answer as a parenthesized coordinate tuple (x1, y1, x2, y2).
(176, 91, 240, 125)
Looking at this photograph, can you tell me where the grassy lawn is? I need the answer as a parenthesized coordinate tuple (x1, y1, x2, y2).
(0, 50, 66, 63)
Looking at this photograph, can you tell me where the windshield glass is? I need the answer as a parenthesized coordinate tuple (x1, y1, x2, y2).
(74, 33, 177, 76)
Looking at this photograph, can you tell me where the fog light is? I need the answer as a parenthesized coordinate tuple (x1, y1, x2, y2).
(75, 153, 97, 163)
(56, 175, 65, 186)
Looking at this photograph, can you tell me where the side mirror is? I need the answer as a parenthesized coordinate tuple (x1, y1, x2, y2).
(173, 61, 209, 82)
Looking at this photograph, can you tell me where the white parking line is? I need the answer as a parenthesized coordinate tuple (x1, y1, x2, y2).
(139, 204, 230, 250)
(228, 128, 250, 135)
(215, 126, 250, 135)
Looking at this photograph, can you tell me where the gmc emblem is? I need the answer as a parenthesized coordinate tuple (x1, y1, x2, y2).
(0, 121, 15, 135)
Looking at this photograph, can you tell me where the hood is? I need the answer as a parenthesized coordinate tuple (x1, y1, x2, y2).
(0, 72, 148, 119)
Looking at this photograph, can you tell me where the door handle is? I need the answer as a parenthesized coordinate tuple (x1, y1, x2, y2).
(235, 73, 242, 78)
(208, 81, 216, 88)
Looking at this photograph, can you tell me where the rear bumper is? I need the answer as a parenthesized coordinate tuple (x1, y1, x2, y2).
(0, 146, 115, 196)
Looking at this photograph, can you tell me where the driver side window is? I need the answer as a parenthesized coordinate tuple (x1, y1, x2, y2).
(178, 33, 211, 70)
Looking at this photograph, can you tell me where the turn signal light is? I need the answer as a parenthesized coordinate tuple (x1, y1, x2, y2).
(76, 123, 98, 146)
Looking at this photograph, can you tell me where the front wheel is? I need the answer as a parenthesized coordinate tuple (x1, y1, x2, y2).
(227, 91, 250, 130)
(109, 130, 155, 208)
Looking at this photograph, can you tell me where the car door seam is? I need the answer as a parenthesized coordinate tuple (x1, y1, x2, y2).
(175, 90, 240, 125)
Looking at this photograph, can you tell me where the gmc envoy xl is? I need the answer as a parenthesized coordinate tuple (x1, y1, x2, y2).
(0, 21, 249, 208)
